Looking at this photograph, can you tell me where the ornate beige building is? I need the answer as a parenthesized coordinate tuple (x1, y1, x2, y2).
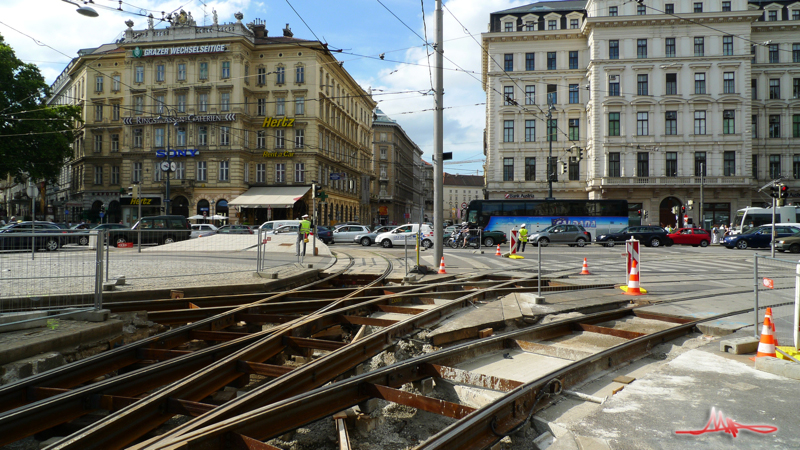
(48, 12, 376, 226)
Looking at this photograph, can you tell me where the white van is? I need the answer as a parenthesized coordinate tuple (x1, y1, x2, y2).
(259, 220, 301, 233)
(375, 223, 434, 248)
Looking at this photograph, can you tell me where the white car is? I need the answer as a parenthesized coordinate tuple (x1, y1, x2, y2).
(375, 224, 434, 248)
(190, 224, 218, 238)
(265, 225, 300, 235)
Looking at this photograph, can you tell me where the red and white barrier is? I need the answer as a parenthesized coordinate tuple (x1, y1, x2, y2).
(509, 229, 518, 255)
(622, 238, 646, 295)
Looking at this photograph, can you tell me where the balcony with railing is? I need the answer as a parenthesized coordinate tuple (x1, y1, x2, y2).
(591, 176, 751, 187)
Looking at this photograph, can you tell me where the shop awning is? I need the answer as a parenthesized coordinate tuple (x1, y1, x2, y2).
(228, 186, 310, 208)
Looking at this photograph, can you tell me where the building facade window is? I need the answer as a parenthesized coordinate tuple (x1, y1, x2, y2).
(609, 152, 620, 177)
(257, 98, 266, 116)
(769, 115, 781, 138)
(503, 120, 514, 142)
(525, 21, 535, 31)
(94, 104, 103, 122)
(609, 77, 620, 96)
(133, 128, 143, 148)
(665, 38, 676, 57)
(665, 111, 677, 135)
(295, 96, 305, 115)
(276, 97, 285, 116)
(769, 79, 780, 99)
(504, 86, 514, 105)
(794, 78, 800, 98)
(153, 163, 162, 182)
(568, 157, 580, 180)
(548, 19, 557, 30)
(276, 66, 285, 84)
(257, 67, 266, 84)
(769, 44, 779, 63)
(135, 66, 143, 83)
(794, 155, 800, 179)
(608, 112, 620, 136)
(112, 166, 120, 185)
(175, 161, 185, 180)
(195, 161, 206, 181)
(525, 53, 535, 71)
(637, 74, 649, 96)
(154, 128, 164, 147)
(609, 6, 618, 16)
(570, 18, 579, 29)
(199, 93, 208, 112)
(637, 112, 649, 135)
(694, 111, 707, 134)
(217, 161, 228, 181)
(794, 44, 800, 63)
(95, 75, 103, 92)
(666, 152, 678, 176)
(723, 36, 734, 55)
(93, 134, 102, 152)
(177, 64, 186, 81)
(111, 133, 119, 152)
(768, 10, 778, 21)
(134, 96, 143, 115)
(296, 65, 304, 83)
(112, 75, 120, 91)
(694, 2, 703, 12)
(525, 85, 535, 104)
(275, 129, 285, 148)
(694, 37, 705, 57)
(256, 163, 266, 183)
(722, 1, 731, 11)
(794, 114, 800, 137)
(198, 126, 208, 146)
(220, 126, 230, 146)
(177, 94, 186, 113)
(176, 126, 186, 146)
(609, 40, 619, 59)
(156, 64, 165, 82)
(724, 151, 736, 176)
(503, 157, 514, 181)
(525, 120, 535, 142)
(637, 39, 647, 58)
(220, 92, 230, 111)
(569, 84, 579, 103)
(752, 115, 758, 139)
(199, 62, 208, 80)
(723, 110, 735, 134)
(723, 72, 735, 94)
(295, 129, 305, 148)
(525, 157, 536, 180)
(295, 163, 305, 182)
(753, 154, 759, 179)
(695, 73, 706, 94)
(547, 84, 557, 104)
(504, 22, 514, 32)
(132, 162, 142, 182)
(637, 152, 649, 177)
(770, 154, 782, 178)
(695, 152, 707, 176)
(504, 54, 513, 71)
(547, 119, 557, 141)
(638, 4, 646, 14)
(547, 52, 556, 70)
(569, 51, 578, 69)
(256, 131, 266, 148)
(666, 73, 677, 95)
(569, 118, 579, 140)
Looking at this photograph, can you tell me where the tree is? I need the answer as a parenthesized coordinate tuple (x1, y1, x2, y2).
(0, 33, 82, 183)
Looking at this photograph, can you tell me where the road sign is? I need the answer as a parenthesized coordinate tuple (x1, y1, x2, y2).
(99, 212, 105, 218)
(65, 210, 70, 215)
(203, 211, 207, 217)
(329, 173, 341, 181)
(461, 202, 467, 209)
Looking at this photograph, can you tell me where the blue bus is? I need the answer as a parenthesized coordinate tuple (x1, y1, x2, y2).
(465, 199, 629, 237)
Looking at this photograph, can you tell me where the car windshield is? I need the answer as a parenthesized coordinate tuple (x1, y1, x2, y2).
(540, 225, 555, 233)
(614, 227, 629, 233)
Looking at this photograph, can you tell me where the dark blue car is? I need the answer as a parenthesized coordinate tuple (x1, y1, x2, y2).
(316, 226, 333, 244)
(722, 225, 800, 249)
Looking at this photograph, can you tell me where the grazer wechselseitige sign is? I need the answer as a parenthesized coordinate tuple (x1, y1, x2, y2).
(123, 114, 236, 125)
(133, 44, 227, 57)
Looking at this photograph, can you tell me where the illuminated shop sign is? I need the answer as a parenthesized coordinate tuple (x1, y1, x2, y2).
(132, 44, 227, 57)
(262, 117, 295, 128)
(123, 114, 236, 125)
(262, 151, 295, 158)
(155, 150, 200, 157)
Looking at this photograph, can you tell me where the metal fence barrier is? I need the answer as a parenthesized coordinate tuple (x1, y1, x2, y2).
(754, 255, 800, 348)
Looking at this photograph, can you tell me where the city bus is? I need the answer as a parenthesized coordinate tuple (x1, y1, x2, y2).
(732, 206, 800, 234)
(464, 199, 629, 237)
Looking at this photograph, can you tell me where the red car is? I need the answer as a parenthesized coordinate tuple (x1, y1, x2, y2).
(667, 228, 712, 247)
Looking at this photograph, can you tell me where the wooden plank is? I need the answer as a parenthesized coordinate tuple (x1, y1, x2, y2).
(334, 414, 352, 450)
(573, 323, 646, 340)
(236, 361, 294, 378)
(375, 304, 427, 315)
(189, 330, 250, 342)
(426, 364, 523, 393)
(136, 348, 192, 361)
(365, 384, 475, 420)
(340, 315, 398, 327)
(284, 336, 346, 352)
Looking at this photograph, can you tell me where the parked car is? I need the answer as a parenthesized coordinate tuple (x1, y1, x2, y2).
(316, 226, 334, 244)
(0, 221, 66, 251)
(774, 231, 800, 253)
(596, 226, 671, 248)
(69, 223, 129, 245)
(217, 225, 253, 234)
(529, 224, 592, 247)
(722, 225, 800, 249)
(259, 220, 301, 232)
(333, 221, 362, 229)
(270, 224, 299, 235)
(442, 228, 508, 247)
(376, 224, 434, 248)
(333, 225, 372, 243)
(667, 228, 712, 247)
(354, 226, 398, 246)
(191, 224, 218, 239)
(107, 215, 191, 246)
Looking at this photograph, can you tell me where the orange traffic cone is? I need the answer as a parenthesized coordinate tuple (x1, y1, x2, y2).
(580, 257, 591, 275)
(496, 244, 502, 256)
(752, 308, 778, 360)
(438, 256, 447, 274)
(623, 259, 642, 295)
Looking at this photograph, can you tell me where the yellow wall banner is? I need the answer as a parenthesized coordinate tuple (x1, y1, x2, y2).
(262, 151, 295, 158)
(262, 117, 296, 128)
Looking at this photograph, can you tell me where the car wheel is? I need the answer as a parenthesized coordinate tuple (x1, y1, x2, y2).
(700, 240, 709, 248)
(484, 237, 495, 247)
(650, 237, 661, 248)
(575, 238, 586, 247)
(162, 236, 175, 245)
(78, 236, 89, 246)
(381, 239, 393, 248)
(605, 240, 615, 248)
(115, 236, 127, 245)
(538, 237, 549, 247)
(736, 240, 748, 250)
(45, 239, 59, 252)
(790, 243, 800, 253)
(360, 237, 371, 246)
(423, 239, 433, 249)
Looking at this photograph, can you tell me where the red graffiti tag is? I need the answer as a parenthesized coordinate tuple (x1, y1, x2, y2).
(676, 408, 778, 438)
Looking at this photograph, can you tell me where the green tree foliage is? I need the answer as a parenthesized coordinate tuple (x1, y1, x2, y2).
(0, 33, 82, 183)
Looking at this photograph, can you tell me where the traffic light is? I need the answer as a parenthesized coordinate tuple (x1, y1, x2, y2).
(780, 184, 788, 199)
(637, 209, 642, 216)
(578, 148, 584, 160)
(128, 184, 140, 198)
(671, 206, 678, 215)
(313, 184, 322, 198)
(644, 210, 649, 219)
(681, 206, 686, 214)
(560, 161, 567, 174)
(770, 185, 779, 198)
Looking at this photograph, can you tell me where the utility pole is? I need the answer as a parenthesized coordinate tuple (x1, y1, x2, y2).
(546, 103, 555, 200)
(433, 0, 444, 265)
(699, 162, 704, 229)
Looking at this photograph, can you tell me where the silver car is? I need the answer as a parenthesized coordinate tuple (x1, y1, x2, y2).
(333, 225, 371, 243)
(354, 226, 397, 246)
(529, 224, 592, 247)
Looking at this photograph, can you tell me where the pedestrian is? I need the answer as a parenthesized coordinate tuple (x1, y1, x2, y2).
(711, 224, 719, 244)
(297, 214, 311, 256)
(517, 224, 528, 252)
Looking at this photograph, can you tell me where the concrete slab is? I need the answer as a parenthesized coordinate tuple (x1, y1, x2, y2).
(0, 319, 123, 366)
(640, 293, 756, 336)
(427, 295, 524, 345)
(546, 331, 629, 354)
(755, 356, 800, 380)
(456, 349, 572, 384)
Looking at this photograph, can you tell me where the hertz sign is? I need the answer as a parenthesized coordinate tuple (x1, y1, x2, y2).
(262, 117, 295, 128)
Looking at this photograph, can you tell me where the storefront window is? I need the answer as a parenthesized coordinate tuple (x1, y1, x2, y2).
(702, 203, 730, 229)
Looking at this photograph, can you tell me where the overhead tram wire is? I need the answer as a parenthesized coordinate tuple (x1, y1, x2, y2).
(420, 0, 436, 94)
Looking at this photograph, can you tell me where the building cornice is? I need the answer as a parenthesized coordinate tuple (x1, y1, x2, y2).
(482, 30, 585, 45)
(585, 11, 762, 29)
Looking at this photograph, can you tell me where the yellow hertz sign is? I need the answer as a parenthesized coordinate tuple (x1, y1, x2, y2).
(130, 198, 153, 205)
(262, 117, 295, 128)
(263, 151, 295, 158)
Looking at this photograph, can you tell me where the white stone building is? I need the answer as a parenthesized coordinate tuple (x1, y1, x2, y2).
(483, 0, 800, 228)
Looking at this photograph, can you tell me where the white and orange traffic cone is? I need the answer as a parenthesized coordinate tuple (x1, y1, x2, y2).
(438, 256, 447, 274)
(621, 259, 643, 295)
(751, 307, 777, 360)
(580, 257, 591, 275)
(496, 244, 502, 256)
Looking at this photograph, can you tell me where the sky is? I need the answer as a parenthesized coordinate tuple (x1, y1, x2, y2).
(1, 0, 530, 176)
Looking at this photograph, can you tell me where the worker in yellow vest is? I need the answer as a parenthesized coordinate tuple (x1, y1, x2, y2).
(517, 224, 528, 252)
(297, 214, 311, 256)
